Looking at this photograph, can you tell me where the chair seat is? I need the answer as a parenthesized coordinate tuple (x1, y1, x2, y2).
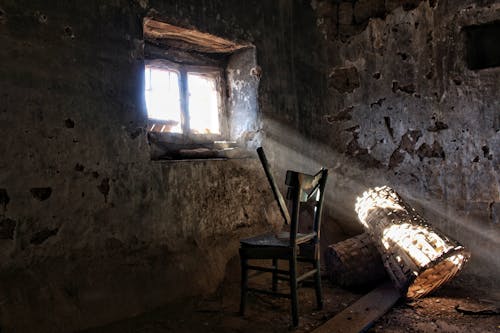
(239, 148, 328, 327)
(240, 231, 316, 247)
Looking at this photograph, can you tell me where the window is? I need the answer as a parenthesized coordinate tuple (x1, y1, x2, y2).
(143, 18, 260, 160)
(188, 72, 221, 135)
(145, 66, 182, 133)
(145, 62, 224, 136)
(464, 21, 500, 70)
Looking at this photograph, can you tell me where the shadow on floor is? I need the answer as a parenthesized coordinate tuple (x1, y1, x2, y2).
(80, 274, 499, 333)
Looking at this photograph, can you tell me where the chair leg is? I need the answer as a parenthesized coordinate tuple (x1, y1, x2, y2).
(272, 258, 278, 292)
(289, 257, 299, 327)
(240, 253, 248, 316)
(314, 258, 323, 310)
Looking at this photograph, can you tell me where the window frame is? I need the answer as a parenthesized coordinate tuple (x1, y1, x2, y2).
(144, 59, 228, 142)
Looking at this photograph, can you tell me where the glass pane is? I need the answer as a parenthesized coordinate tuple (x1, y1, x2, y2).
(144, 66, 182, 133)
(187, 73, 220, 134)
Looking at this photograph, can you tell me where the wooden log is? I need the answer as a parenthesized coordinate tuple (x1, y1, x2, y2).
(143, 18, 249, 53)
(325, 233, 388, 290)
(355, 186, 470, 299)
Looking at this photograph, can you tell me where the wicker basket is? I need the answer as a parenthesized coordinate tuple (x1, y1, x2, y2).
(325, 233, 387, 289)
(355, 186, 470, 299)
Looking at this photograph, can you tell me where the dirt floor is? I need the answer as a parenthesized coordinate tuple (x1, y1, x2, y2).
(370, 274, 500, 333)
(81, 273, 500, 333)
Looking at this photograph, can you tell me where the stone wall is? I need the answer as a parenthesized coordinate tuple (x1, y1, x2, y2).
(309, 0, 499, 281)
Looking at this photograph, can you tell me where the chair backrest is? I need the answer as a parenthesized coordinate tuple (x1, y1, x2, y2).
(257, 147, 291, 225)
(285, 168, 329, 247)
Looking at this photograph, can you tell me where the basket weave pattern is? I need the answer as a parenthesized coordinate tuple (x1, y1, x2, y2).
(355, 186, 470, 298)
(325, 233, 387, 288)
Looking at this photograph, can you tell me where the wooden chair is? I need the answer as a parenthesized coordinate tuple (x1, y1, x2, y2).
(239, 147, 329, 326)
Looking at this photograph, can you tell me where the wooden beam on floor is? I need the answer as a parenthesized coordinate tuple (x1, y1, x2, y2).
(312, 282, 402, 333)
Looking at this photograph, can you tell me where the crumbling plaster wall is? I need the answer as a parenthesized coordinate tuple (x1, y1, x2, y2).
(308, 0, 500, 282)
(0, 0, 498, 331)
(0, 0, 322, 332)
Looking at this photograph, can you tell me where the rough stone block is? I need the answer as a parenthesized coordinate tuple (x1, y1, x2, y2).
(417, 141, 445, 160)
(329, 66, 360, 93)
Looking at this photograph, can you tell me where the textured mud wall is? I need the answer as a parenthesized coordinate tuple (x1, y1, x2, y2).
(307, 0, 499, 282)
(0, 1, 318, 332)
(0, 0, 498, 331)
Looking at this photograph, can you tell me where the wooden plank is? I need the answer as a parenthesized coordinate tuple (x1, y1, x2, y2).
(143, 18, 249, 53)
(256, 147, 291, 225)
(312, 282, 401, 333)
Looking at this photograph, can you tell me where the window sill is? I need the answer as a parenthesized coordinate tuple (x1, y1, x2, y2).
(152, 156, 256, 163)
(148, 131, 253, 160)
